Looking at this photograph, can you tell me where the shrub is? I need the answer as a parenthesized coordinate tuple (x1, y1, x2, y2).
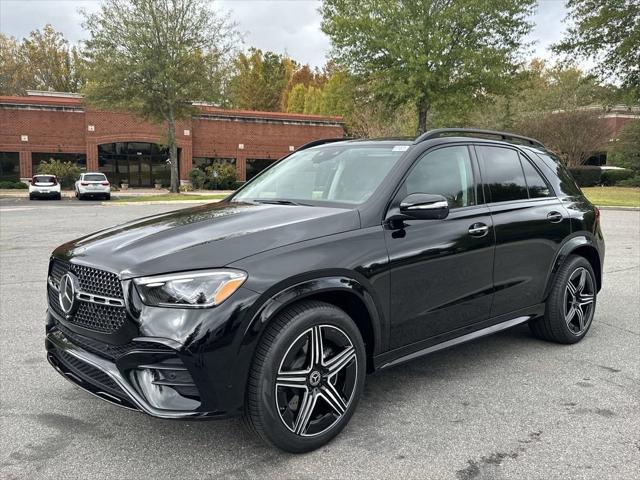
(617, 175, 640, 188)
(187, 168, 206, 190)
(601, 169, 634, 186)
(0, 180, 28, 189)
(205, 163, 237, 190)
(36, 159, 81, 189)
(179, 183, 194, 192)
(567, 166, 602, 187)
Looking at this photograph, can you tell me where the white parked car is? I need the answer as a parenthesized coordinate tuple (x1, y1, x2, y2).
(29, 175, 61, 200)
(75, 172, 111, 200)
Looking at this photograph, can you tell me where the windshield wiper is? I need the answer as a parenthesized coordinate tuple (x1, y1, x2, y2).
(252, 199, 312, 206)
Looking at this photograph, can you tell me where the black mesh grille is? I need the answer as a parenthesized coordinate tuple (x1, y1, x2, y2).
(48, 259, 127, 333)
(51, 259, 123, 298)
(74, 301, 127, 332)
(56, 349, 123, 398)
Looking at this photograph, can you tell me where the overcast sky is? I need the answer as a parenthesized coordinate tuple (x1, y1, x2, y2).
(0, 0, 572, 68)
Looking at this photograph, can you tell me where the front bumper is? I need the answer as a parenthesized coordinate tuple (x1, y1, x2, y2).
(46, 324, 224, 419)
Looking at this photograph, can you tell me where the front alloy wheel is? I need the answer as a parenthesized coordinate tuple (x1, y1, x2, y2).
(276, 325, 358, 437)
(245, 300, 365, 452)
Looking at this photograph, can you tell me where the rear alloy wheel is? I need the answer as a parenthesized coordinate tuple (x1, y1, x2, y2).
(530, 255, 597, 344)
(245, 300, 365, 452)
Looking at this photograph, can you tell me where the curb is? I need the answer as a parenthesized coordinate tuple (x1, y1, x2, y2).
(596, 205, 640, 211)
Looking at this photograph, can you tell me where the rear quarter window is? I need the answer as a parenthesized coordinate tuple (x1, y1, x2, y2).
(532, 152, 582, 196)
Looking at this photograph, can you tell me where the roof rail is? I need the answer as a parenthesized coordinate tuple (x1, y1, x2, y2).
(295, 137, 352, 151)
(414, 128, 545, 149)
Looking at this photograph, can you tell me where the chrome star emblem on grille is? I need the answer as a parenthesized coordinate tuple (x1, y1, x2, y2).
(58, 273, 78, 315)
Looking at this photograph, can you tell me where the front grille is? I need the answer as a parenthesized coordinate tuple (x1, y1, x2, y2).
(55, 320, 172, 361)
(48, 259, 127, 333)
(50, 259, 123, 298)
(74, 301, 127, 332)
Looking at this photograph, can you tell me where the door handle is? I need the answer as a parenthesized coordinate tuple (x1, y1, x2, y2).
(468, 223, 489, 237)
(547, 211, 563, 223)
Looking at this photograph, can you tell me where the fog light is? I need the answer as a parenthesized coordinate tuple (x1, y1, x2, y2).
(131, 359, 200, 411)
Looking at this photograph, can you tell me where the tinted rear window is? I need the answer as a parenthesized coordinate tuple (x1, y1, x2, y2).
(33, 176, 57, 184)
(84, 174, 107, 182)
(476, 146, 528, 202)
(520, 155, 552, 198)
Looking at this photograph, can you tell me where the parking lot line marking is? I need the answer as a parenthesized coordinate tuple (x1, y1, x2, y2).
(0, 207, 37, 212)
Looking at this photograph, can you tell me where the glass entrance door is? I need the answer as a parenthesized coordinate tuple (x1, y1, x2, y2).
(128, 156, 140, 187)
(98, 142, 176, 187)
(140, 156, 151, 186)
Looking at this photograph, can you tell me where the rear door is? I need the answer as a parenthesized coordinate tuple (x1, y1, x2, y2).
(385, 145, 495, 349)
(475, 145, 571, 316)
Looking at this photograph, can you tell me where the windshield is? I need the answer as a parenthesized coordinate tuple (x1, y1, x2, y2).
(84, 174, 107, 182)
(233, 144, 408, 205)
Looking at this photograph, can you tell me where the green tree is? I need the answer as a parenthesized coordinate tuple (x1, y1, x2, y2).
(229, 48, 290, 111)
(0, 26, 85, 95)
(609, 120, 640, 172)
(320, 0, 535, 135)
(287, 83, 307, 113)
(82, 0, 238, 192)
(554, 0, 640, 100)
(303, 86, 323, 114)
(0, 34, 26, 94)
(320, 70, 352, 116)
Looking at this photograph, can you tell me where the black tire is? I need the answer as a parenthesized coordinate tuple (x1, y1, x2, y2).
(29, 194, 34, 200)
(245, 300, 366, 453)
(78, 193, 84, 200)
(105, 193, 111, 201)
(530, 255, 597, 344)
(56, 193, 61, 200)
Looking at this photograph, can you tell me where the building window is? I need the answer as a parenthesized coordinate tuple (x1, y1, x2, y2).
(193, 157, 236, 172)
(32, 152, 87, 173)
(98, 142, 177, 187)
(0, 152, 20, 181)
(246, 158, 275, 180)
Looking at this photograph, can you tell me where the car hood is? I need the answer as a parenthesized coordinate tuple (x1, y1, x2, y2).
(52, 201, 361, 279)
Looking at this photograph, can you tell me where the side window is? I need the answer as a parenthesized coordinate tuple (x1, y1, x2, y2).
(403, 146, 475, 209)
(476, 146, 528, 202)
(520, 155, 551, 198)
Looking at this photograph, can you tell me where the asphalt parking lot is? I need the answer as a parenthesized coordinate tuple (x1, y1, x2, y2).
(1, 199, 638, 480)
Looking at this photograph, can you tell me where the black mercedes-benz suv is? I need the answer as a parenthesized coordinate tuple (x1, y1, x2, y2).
(45, 129, 604, 452)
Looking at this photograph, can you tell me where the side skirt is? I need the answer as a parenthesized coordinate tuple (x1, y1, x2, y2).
(374, 304, 544, 370)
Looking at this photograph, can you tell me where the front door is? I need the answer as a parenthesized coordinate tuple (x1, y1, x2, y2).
(475, 145, 571, 316)
(385, 145, 495, 349)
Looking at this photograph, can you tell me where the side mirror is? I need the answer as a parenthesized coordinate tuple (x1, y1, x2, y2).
(400, 193, 449, 220)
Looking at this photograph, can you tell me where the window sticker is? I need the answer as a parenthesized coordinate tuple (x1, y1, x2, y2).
(392, 145, 410, 152)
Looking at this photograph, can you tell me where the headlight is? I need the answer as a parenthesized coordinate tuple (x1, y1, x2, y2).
(133, 269, 247, 308)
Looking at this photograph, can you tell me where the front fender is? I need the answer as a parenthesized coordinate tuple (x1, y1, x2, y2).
(244, 273, 385, 356)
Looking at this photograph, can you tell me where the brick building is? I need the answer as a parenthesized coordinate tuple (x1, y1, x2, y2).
(0, 91, 344, 186)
